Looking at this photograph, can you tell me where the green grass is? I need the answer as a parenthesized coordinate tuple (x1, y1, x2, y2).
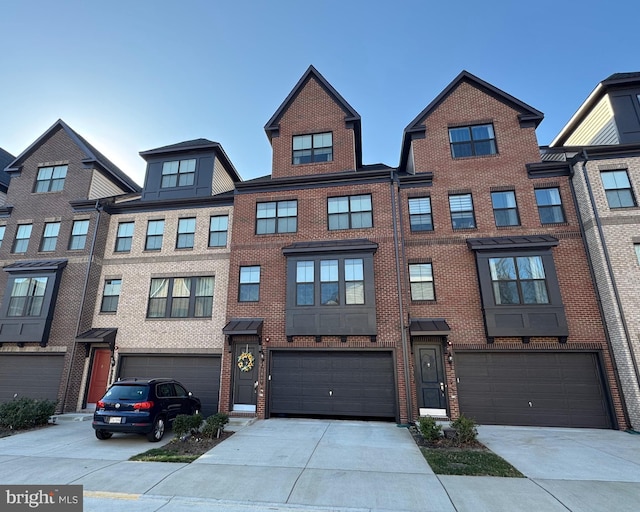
(128, 447, 199, 463)
(420, 447, 524, 477)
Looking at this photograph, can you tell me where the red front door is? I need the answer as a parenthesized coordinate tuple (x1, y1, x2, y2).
(87, 349, 111, 404)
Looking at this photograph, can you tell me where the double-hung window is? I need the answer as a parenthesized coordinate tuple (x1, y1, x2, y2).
(7, 277, 47, 316)
(40, 222, 60, 252)
(147, 276, 214, 318)
(12, 224, 32, 254)
(296, 261, 315, 306)
(34, 165, 67, 192)
(100, 279, 122, 313)
(293, 132, 332, 164)
(176, 218, 196, 249)
(489, 256, 549, 305)
(239, 266, 260, 302)
(535, 188, 565, 224)
(294, 258, 364, 306)
(69, 220, 89, 250)
(256, 201, 297, 234)
(408, 197, 433, 232)
(0, 225, 5, 249)
(328, 194, 372, 230)
(409, 263, 434, 300)
(449, 193, 476, 229)
(491, 191, 519, 227)
(145, 220, 164, 251)
(115, 222, 134, 252)
(601, 170, 636, 208)
(209, 215, 229, 247)
(161, 159, 196, 188)
(449, 124, 496, 158)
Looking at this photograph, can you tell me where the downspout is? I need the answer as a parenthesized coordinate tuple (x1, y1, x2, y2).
(61, 199, 102, 412)
(576, 150, 639, 429)
(390, 170, 413, 424)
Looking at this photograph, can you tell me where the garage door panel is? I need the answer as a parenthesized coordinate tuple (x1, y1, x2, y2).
(0, 355, 65, 403)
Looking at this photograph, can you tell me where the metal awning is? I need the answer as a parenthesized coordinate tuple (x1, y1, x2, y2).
(409, 318, 451, 336)
(4, 258, 68, 272)
(223, 318, 263, 337)
(75, 328, 117, 350)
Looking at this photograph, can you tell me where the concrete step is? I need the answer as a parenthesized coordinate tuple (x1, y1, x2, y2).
(50, 413, 93, 423)
(226, 415, 256, 431)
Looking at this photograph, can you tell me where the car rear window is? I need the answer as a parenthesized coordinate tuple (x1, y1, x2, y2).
(104, 385, 148, 400)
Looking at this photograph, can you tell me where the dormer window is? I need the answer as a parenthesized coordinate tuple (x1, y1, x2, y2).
(161, 159, 196, 188)
(293, 132, 332, 164)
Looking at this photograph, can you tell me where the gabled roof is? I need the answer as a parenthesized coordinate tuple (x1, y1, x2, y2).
(5, 119, 140, 193)
(0, 147, 15, 188)
(399, 71, 544, 170)
(264, 65, 362, 169)
(550, 72, 640, 147)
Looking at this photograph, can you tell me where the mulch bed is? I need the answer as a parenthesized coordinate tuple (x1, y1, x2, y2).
(162, 430, 234, 456)
(408, 425, 487, 451)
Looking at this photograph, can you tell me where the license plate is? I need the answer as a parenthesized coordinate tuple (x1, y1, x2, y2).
(108, 417, 123, 424)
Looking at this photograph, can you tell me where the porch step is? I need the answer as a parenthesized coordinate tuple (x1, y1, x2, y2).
(227, 414, 257, 431)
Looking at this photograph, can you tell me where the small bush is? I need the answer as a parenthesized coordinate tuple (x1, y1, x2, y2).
(417, 416, 442, 442)
(0, 397, 57, 430)
(202, 413, 229, 439)
(450, 415, 478, 445)
(172, 413, 203, 438)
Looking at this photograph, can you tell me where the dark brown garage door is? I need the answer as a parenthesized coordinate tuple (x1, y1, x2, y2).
(0, 354, 65, 403)
(119, 354, 221, 417)
(455, 352, 612, 428)
(269, 351, 396, 419)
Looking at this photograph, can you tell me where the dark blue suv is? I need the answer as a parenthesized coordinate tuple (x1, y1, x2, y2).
(92, 378, 201, 442)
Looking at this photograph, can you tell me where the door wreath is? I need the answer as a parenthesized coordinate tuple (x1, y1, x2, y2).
(237, 351, 255, 372)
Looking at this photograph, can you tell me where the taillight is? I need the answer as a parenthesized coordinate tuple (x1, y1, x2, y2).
(96, 400, 105, 408)
(133, 401, 154, 410)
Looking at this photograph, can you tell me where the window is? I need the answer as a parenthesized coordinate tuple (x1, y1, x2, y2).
(321, 260, 339, 305)
(209, 215, 229, 247)
(12, 224, 32, 254)
(115, 222, 134, 252)
(296, 261, 314, 306)
(294, 258, 366, 306)
(176, 218, 196, 249)
(534, 188, 565, 224)
(328, 194, 372, 230)
(293, 132, 332, 164)
(34, 165, 67, 193)
(39, 222, 60, 252)
(100, 279, 122, 313)
(491, 191, 519, 227)
(635, 244, 640, 265)
(489, 256, 549, 305)
(69, 220, 89, 250)
(449, 124, 496, 158)
(256, 201, 297, 234)
(601, 170, 636, 208)
(161, 159, 196, 188)
(0, 225, 5, 249)
(145, 220, 164, 251)
(239, 266, 260, 302)
(147, 276, 214, 318)
(7, 277, 47, 316)
(408, 197, 433, 231)
(344, 259, 364, 305)
(409, 263, 434, 300)
(449, 194, 476, 229)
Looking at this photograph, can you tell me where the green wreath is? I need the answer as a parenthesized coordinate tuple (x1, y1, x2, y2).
(237, 352, 255, 372)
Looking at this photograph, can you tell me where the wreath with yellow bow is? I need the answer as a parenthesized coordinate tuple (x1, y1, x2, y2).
(237, 351, 255, 372)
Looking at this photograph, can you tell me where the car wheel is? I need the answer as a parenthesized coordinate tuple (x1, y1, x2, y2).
(147, 416, 166, 442)
(95, 430, 113, 440)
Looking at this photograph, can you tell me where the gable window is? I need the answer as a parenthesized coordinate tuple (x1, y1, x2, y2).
(256, 201, 297, 234)
(69, 220, 89, 250)
(293, 132, 332, 164)
(491, 191, 519, 227)
(12, 224, 32, 254)
(100, 279, 122, 313)
(40, 222, 60, 252)
(145, 220, 164, 251)
(115, 222, 134, 252)
(489, 256, 549, 305)
(296, 261, 314, 306)
(535, 188, 566, 224)
(161, 159, 196, 188)
(328, 194, 372, 230)
(601, 170, 636, 208)
(8, 277, 47, 316)
(408, 197, 433, 232)
(449, 193, 476, 229)
(209, 215, 229, 247)
(0, 225, 6, 249)
(239, 266, 260, 302)
(34, 165, 67, 193)
(449, 124, 496, 158)
(409, 263, 434, 301)
(176, 218, 196, 249)
(147, 276, 214, 318)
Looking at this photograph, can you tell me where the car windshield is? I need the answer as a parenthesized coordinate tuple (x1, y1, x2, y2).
(104, 385, 148, 400)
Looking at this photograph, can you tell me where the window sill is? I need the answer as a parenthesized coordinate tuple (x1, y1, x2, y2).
(411, 299, 437, 304)
(145, 316, 212, 321)
(98, 311, 117, 315)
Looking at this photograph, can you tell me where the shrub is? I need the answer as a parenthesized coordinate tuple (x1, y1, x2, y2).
(172, 413, 203, 438)
(202, 413, 229, 439)
(450, 415, 478, 445)
(417, 416, 442, 442)
(0, 397, 57, 430)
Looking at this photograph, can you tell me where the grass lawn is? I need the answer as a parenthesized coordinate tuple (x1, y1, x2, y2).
(420, 446, 524, 477)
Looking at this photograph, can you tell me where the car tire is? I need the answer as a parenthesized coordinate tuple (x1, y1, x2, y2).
(95, 430, 113, 440)
(146, 416, 166, 442)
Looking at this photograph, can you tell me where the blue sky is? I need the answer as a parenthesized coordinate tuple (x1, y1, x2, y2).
(0, 1, 636, 186)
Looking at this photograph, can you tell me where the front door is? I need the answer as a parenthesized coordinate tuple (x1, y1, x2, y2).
(414, 344, 447, 417)
(87, 349, 111, 405)
(232, 342, 259, 412)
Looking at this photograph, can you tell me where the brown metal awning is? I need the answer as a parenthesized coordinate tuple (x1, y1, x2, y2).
(409, 318, 451, 336)
(223, 318, 263, 337)
(75, 328, 117, 350)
